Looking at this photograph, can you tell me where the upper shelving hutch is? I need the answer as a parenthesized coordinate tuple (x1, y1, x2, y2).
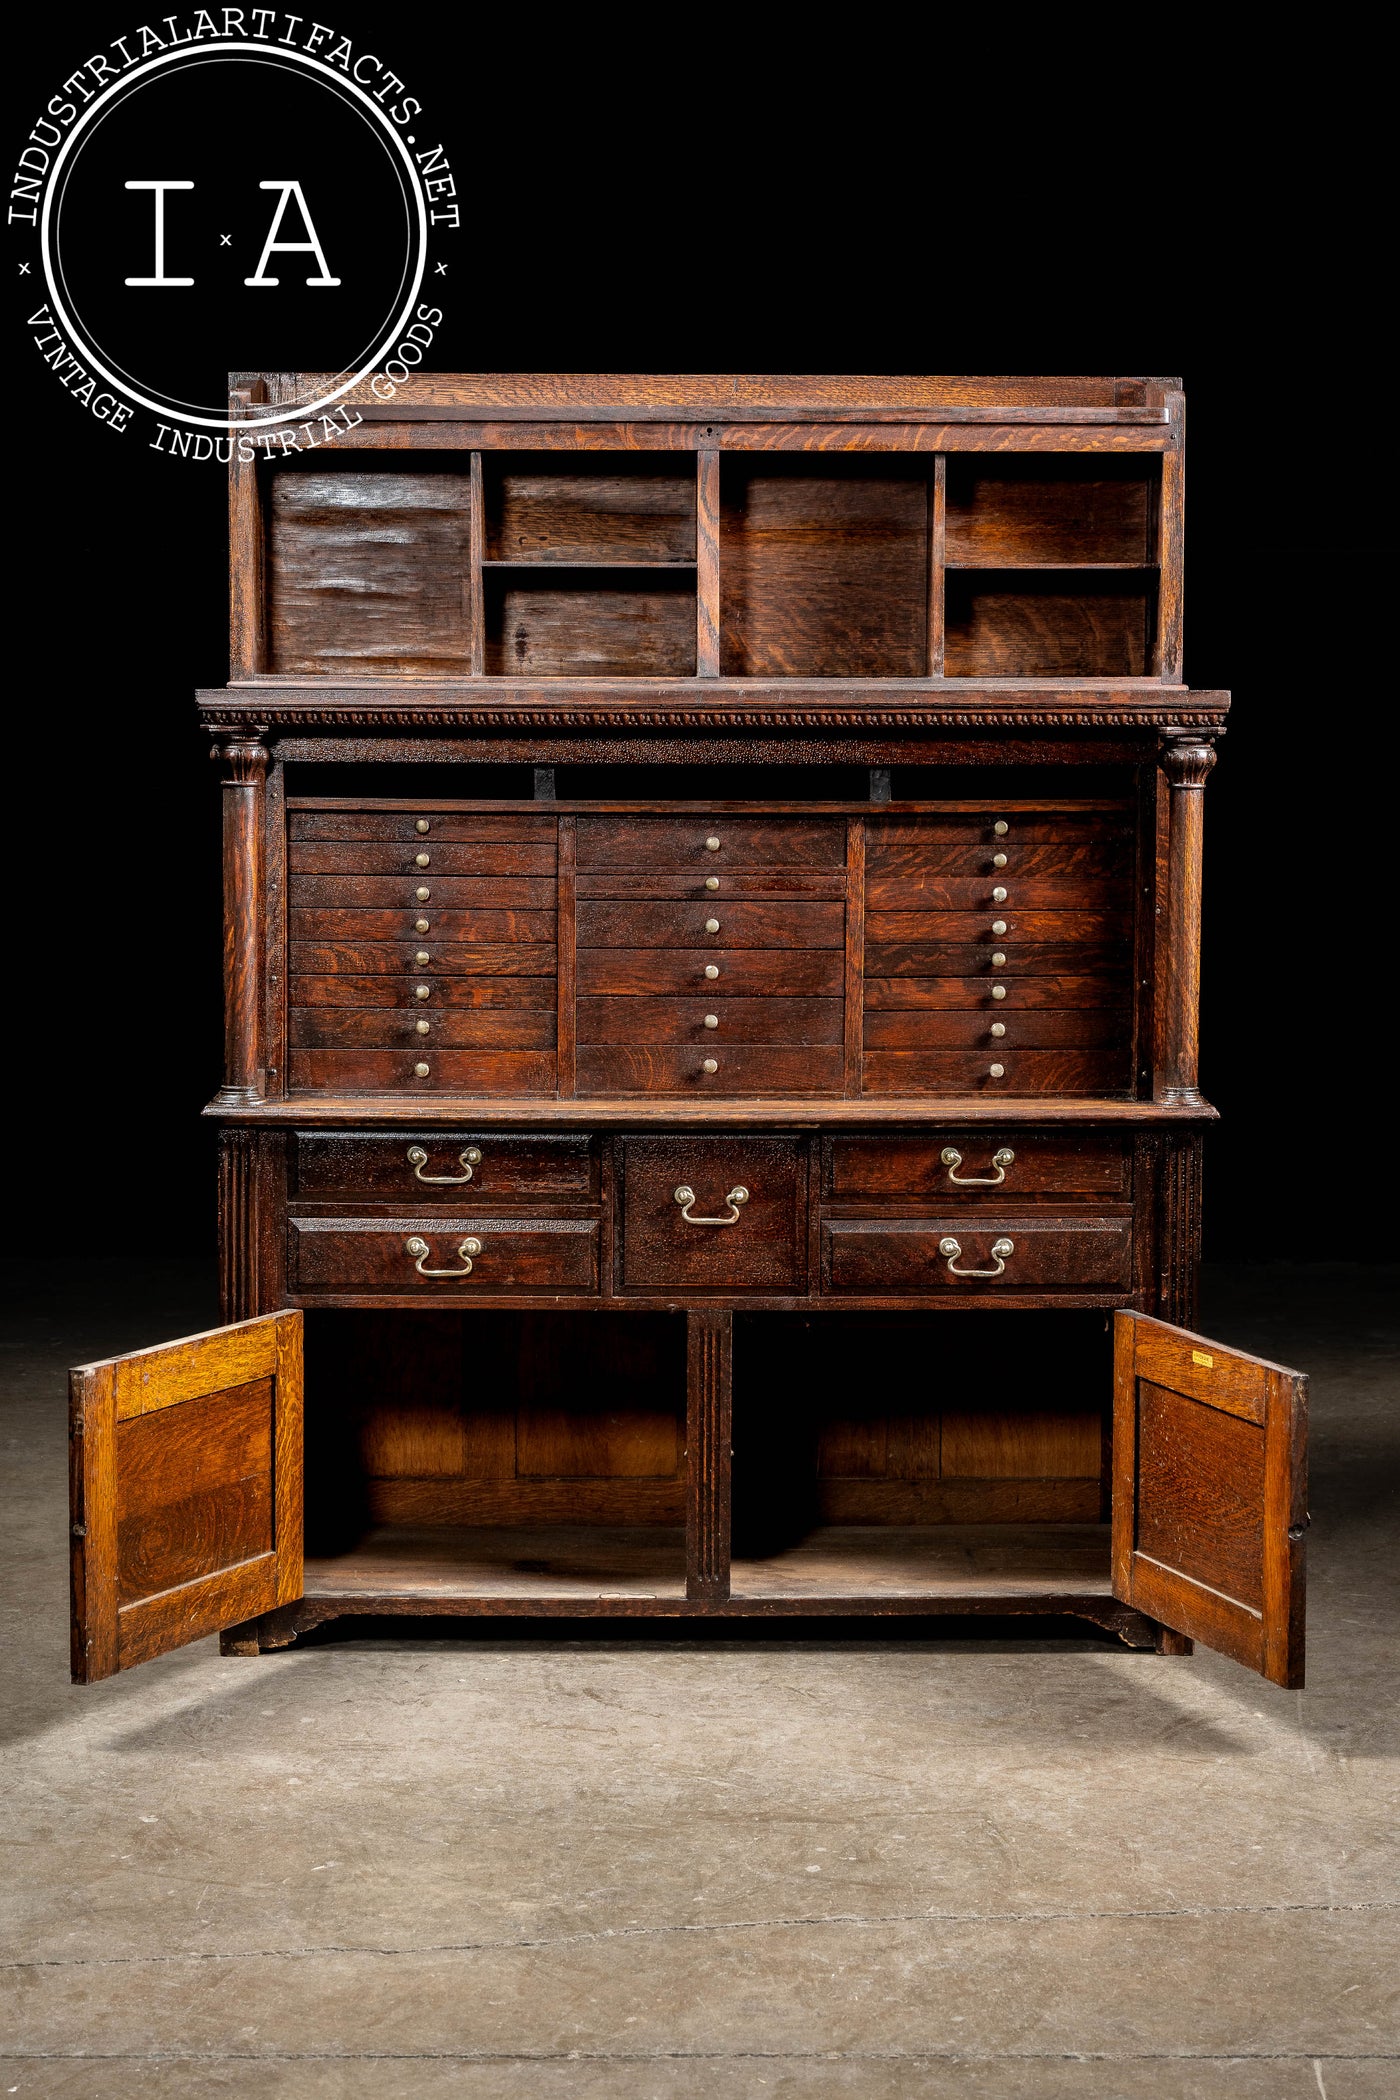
(220, 372, 1204, 705)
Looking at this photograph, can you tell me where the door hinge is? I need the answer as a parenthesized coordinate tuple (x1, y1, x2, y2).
(71, 1522, 87, 1538)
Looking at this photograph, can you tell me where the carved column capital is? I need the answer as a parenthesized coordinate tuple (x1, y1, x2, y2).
(1159, 731, 1218, 789)
(210, 732, 269, 783)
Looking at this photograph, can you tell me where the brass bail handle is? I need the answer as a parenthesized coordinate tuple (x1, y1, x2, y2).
(938, 1235, 1014, 1279)
(941, 1146, 1014, 1187)
(405, 1235, 482, 1277)
(674, 1184, 750, 1226)
(408, 1145, 483, 1185)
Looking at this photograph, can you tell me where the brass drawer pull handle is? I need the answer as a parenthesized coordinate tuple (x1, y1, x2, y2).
(407, 1145, 483, 1184)
(405, 1234, 482, 1277)
(674, 1184, 749, 1226)
(938, 1235, 1014, 1278)
(941, 1146, 1014, 1186)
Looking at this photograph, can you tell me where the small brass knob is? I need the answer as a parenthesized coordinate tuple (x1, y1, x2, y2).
(416, 886, 431, 902)
(415, 853, 431, 868)
(464, 1147, 482, 1164)
(704, 965, 719, 979)
(704, 1014, 719, 1028)
(992, 886, 1008, 903)
(990, 1021, 1006, 1037)
(414, 1061, 430, 1077)
(992, 852, 1008, 868)
(705, 918, 720, 934)
(416, 1019, 431, 1035)
(991, 984, 1007, 1000)
(993, 819, 1009, 836)
(415, 918, 430, 934)
(991, 920, 1007, 937)
(705, 875, 720, 890)
(462, 1237, 482, 1258)
(415, 950, 430, 965)
(991, 951, 1007, 966)
(702, 1057, 718, 1074)
(415, 985, 431, 1000)
(415, 819, 430, 833)
(705, 836, 721, 851)
(989, 1063, 1005, 1078)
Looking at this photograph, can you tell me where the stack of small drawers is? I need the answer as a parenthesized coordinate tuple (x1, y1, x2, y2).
(574, 815, 848, 1094)
(287, 808, 558, 1092)
(862, 808, 1135, 1094)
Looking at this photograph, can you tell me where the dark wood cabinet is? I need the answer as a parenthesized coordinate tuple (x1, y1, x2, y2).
(69, 374, 1308, 1688)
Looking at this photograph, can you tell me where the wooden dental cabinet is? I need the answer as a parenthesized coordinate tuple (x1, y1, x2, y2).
(69, 374, 1308, 1687)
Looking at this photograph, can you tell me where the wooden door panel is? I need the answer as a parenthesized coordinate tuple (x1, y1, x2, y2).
(70, 1313, 302, 1683)
(1112, 1311, 1307, 1688)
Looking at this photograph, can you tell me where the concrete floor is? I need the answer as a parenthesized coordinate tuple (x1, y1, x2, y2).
(1, 1260, 1396, 2097)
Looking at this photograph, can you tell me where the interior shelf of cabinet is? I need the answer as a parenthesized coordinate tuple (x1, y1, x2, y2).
(945, 561, 1160, 572)
(480, 559, 699, 570)
(299, 1523, 1114, 1607)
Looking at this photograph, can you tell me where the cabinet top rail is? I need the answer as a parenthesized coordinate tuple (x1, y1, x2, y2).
(234, 372, 1181, 421)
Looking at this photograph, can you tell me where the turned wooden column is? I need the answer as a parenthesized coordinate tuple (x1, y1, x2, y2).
(1157, 732, 1217, 1107)
(211, 734, 268, 1108)
(686, 1310, 732, 1604)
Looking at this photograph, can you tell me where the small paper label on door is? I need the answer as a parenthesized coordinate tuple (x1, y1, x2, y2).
(1192, 1350, 1214, 1368)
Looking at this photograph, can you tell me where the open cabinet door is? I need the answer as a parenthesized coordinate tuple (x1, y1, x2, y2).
(1112, 1311, 1308, 1688)
(69, 1312, 302, 1683)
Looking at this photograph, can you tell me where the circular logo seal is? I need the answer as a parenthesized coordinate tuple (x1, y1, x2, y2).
(23, 28, 440, 434)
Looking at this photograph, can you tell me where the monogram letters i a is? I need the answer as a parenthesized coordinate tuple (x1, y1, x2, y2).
(124, 179, 340, 286)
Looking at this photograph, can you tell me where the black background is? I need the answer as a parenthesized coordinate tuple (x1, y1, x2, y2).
(3, 14, 1393, 1259)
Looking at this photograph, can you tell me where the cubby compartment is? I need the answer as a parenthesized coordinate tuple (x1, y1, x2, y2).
(945, 457, 1158, 568)
(730, 1312, 1110, 1601)
(266, 459, 473, 676)
(484, 454, 697, 564)
(944, 573, 1156, 677)
(301, 1310, 687, 1602)
(484, 568, 697, 676)
(720, 457, 931, 675)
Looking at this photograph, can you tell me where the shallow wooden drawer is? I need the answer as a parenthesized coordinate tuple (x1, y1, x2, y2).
(579, 1046, 843, 1096)
(865, 875, 1121, 911)
(289, 843, 556, 877)
(865, 973, 1126, 1011)
(865, 908, 1131, 944)
(290, 975, 555, 1011)
(578, 947, 844, 997)
(578, 996, 843, 1046)
(577, 901, 843, 950)
(824, 1135, 1130, 1202)
(288, 1215, 599, 1295)
(867, 814, 1132, 854)
(291, 940, 556, 977)
(863, 1010, 1126, 1050)
(290, 1007, 557, 1050)
(861, 1049, 1130, 1094)
(294, 1132, 596, 1200)
(289, 876, 554, 908)
(866, 939, 1131, 978)
(867, 833, 1132, 879)
(823, 1217, 1132, 1293)
(618, 1137, 805, 1290)
(288, 1048, 557, 1093)
(290, 810, 556, 843)
(577, 816, 844, 870)
(290, 909, 557, 945)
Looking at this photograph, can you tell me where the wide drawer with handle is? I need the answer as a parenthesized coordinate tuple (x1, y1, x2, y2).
(288, 1215, 600, 1295)
(824, 1134, 1131, 1203)
(617, 1136, 806, 1290)
(292, 1132, 597, 1201)
(822, 1216, 1133, 1294)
